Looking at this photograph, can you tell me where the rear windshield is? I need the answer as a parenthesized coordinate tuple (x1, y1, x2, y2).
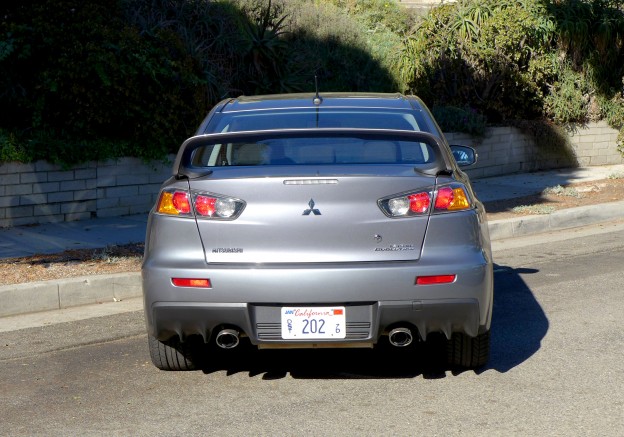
(206, 109, 429, 133)
(189, 136, 436, 167)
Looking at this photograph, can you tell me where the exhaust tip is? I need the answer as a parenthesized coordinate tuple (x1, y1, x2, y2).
(388, 327, 413, 347)
(215, 328, 240, 349)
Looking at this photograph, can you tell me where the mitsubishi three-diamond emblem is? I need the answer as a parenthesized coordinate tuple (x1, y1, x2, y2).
(302, 198, 321, 216)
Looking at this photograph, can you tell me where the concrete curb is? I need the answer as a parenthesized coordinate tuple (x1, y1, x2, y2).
(0, 272, 141, 318)
(2, 203, 623, 319)
(488, 200, 624, 240)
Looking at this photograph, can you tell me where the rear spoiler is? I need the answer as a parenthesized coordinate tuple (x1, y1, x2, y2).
(172, 128, 454, 179)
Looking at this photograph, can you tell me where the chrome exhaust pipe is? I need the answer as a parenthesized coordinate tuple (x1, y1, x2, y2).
(215, 329, 240, 349)
(388, 327, 413, 347)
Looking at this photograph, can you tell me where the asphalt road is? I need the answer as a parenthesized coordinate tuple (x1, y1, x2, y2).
(2, 221, 624, 436)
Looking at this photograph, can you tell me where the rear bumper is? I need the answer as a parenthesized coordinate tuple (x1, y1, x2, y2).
(143, 259, 493, 345)
(148, 298, 483, 346)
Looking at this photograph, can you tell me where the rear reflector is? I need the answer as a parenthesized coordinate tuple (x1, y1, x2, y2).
(415, 275, 456, 285)
(172, 278, 212, 288)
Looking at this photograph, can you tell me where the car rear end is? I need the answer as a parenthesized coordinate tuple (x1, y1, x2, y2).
(142, 129, 493, 370)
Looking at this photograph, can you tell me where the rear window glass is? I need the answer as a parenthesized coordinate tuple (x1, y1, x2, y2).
(207, 109, 426, 133)
(189, 136, 435, 167)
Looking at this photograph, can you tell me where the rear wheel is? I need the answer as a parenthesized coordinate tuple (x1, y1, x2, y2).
(148, 334, 199, 371)
(447, 330, 490, 369)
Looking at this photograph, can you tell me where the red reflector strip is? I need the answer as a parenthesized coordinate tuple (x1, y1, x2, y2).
(172, 278, 212, 288)
(415, 275, 456, 285)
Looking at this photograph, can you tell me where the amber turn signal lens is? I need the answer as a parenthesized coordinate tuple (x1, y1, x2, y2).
(157, 191, 191, 215)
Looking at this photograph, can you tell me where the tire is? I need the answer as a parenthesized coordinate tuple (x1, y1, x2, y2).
(148, 334, 198, 371)
(447, 330, 490, 369)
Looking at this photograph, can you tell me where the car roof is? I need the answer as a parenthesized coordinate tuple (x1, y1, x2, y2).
(217, 93, 425, 113)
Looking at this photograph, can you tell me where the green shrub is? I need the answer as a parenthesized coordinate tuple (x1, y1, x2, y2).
(404, 0, 558, 122)
(1, 0, 621, 166)
(0, 129, 30, 163)
(281, 0, 399, 92)
(547, 0, 624, 94)
(0, 0, 405, 166)
(431, 106, 487, 136)
(0, 0, 211, 165)
(543, 67, 589, 123)
(599, 93, 624, 129)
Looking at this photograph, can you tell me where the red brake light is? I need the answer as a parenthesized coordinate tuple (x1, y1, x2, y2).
(409, 192, 431, 214)
(434, 187, 454, 209)
(172, 278, 212, 288)
(172, 192, 191, 214)
(416, 275, 456, 285)
(195, 195, 217, 217)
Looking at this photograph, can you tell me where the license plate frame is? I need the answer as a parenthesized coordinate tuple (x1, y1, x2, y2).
(281, 306, 346, 340)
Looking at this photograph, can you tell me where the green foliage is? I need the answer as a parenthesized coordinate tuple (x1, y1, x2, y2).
(0, 0, 405, 166)
(1, 0, 623, 165)
(544, 67, 590, 123)
(431, 106, 487, 137)
(599, 93, 624, 129)
(0, 0, 211, 164)
(545, 0, 624, 152)
(0, 129, 30, 163)
(234, 0, 302, 93)
(548, 0, 624, 92)
(122, 0, 242, 103)
(324, 0, 414, 34)
(404, 0, 558, 122)
(281, 0, 399, 92)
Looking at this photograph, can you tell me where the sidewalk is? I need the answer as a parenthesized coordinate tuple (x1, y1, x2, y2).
(1, 164, 624, 319)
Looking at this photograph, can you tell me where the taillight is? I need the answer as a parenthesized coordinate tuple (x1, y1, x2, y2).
(157, 191, 192, 215)
(156, 189, 245, 219)
(378, 183, 472, 218)
(194, 195, 241, 218)
(434, 185, 471, 211)
(409, 192, 431, 213)
(195, 195, 217, 217)
(379, 189, 433, 217)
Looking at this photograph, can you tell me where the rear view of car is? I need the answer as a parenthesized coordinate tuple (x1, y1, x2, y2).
(142, 94, 493, 371)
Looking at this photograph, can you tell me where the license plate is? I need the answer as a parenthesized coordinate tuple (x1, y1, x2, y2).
(281, 306, 346, 340)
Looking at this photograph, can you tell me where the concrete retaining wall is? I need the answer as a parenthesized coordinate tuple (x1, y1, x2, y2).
(447, 121, 623, 180)
(567, 121, 623, 166)
(0, 122, 622, 227)
(0, 157, 173, 228)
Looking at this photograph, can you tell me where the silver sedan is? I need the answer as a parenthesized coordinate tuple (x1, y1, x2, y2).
(142, 94, 493, 371)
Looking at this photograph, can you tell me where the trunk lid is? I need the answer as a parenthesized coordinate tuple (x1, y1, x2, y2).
(188, 167, 434, 264)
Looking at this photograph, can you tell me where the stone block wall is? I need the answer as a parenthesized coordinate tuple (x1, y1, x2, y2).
(446, 122, 623, 180)
(0, 157, 173, 228)
(0, 122, 622, 227)
(567, 121, 623, 166)
(446, 126, 540, 179)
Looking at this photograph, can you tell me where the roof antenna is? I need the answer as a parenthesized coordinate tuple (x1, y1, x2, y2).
(313, 75, 322, 105)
